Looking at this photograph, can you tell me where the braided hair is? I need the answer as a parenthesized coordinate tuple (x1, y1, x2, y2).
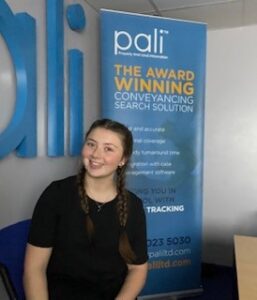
(77, 119, 135, 263)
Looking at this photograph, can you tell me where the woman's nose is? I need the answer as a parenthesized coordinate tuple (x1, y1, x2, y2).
(91, 145, 102, 157)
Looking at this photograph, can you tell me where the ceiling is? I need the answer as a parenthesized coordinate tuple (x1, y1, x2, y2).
(84, 0, 257, 30)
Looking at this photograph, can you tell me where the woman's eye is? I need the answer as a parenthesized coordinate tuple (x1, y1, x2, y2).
(86, 141, 95, 148)
(105, 147, 113, 152)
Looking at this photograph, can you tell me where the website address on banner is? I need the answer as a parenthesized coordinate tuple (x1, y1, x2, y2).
(148, 248, 191, 259)
(148, 259, 191, 270)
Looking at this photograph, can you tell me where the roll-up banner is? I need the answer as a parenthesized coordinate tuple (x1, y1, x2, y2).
(100, 9, 206, 298)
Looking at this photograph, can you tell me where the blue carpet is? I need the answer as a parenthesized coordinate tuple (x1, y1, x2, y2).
(184, 263, 238, 300)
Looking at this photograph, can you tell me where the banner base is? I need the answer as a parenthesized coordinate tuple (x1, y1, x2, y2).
(138, 288, 203, 299)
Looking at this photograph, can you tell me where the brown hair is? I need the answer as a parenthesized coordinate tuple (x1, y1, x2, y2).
(77, 119, 136, 263)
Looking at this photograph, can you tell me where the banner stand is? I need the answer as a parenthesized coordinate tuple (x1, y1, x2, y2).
(138, 287, 203, 299)
(100, 9, 206, 298)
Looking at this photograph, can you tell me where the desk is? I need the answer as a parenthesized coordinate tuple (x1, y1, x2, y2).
(234, 235, 257, 300)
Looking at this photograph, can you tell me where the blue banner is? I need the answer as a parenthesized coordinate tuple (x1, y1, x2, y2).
(100, 10, 206, 298)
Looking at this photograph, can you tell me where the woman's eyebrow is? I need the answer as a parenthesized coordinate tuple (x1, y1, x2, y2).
(86, 138, 119, 148)
(104, 142, 119, 148)
(86, 138, 96, 142)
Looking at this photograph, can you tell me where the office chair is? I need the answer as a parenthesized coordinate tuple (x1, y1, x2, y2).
(0, 262, 17, 300)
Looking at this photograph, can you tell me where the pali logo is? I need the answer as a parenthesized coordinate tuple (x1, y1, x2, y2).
(114, 28, 169, 56)
(0, 0, 85, 158)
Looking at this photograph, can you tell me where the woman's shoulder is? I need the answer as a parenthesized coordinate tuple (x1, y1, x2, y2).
(36, 175, 78, 210)
(48, 175, 77, 191)
(39, 175, 77, 202)
(127, 190, 144, 209)
(126, 190, 147, 227)
(127, 190, 140, 200)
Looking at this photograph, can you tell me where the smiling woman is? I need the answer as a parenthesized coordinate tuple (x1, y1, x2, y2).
(23, 119, 148, 300)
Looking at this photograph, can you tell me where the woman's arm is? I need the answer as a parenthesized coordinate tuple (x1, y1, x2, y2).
(23, 243, 52, 300)
(115, 262, 148, 300)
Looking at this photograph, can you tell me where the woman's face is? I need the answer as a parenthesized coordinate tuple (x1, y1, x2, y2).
(82, 127, 126, 180)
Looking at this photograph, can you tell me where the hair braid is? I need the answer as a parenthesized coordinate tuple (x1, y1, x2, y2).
(117, 166, 128, 227)
(77, 166, 94, 240)
(117, 166, 136, 263)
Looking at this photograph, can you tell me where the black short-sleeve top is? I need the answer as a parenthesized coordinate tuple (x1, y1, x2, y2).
(28, 176, 148, 286)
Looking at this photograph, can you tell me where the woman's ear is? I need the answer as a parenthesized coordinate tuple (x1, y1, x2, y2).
(119, 158, 126, 167)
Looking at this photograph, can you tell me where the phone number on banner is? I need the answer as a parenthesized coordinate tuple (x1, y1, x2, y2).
(147, 236, 191, 247)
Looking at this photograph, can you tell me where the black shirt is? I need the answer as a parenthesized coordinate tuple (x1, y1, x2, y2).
(28, 176, 148, 299)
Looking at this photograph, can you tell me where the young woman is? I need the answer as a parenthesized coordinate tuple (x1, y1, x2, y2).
(23, 119, 148, 300)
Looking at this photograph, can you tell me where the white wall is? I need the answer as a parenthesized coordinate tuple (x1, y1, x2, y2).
(0, 0, 99, 229)
(203, 25, 257, 265)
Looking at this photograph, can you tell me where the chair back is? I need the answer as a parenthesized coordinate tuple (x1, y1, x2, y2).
(0, 263, 17, 300)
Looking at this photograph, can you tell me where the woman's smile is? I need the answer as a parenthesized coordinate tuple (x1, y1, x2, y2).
(88, 159, 104, 169)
